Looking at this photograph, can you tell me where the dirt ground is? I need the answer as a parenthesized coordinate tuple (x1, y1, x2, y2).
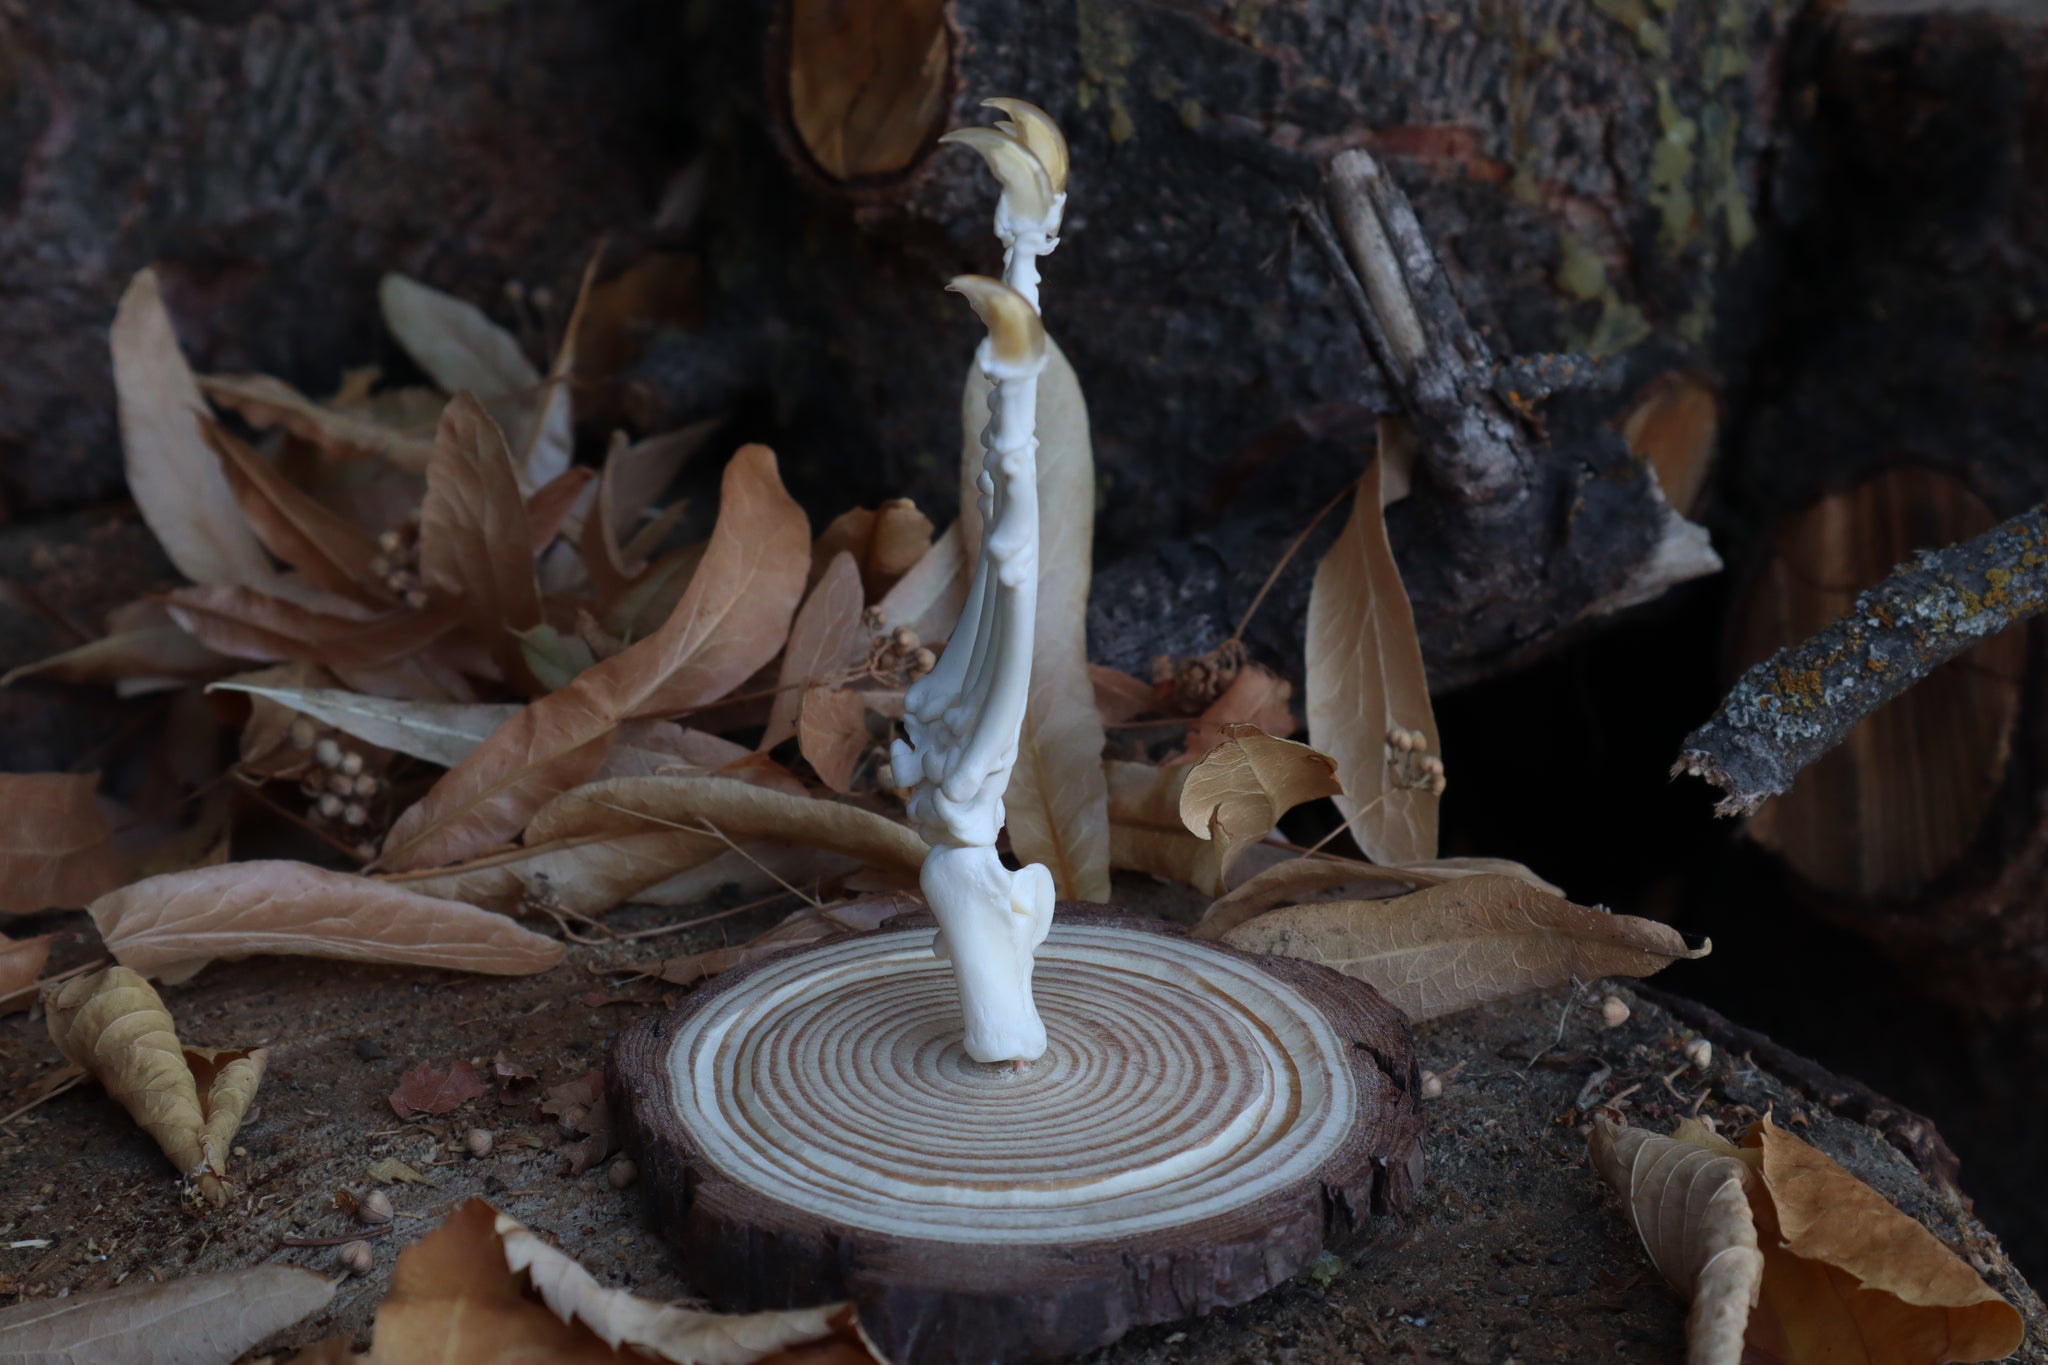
(2, 878, 2042, 1363)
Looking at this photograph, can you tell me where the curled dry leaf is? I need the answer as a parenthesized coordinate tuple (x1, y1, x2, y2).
(873, 519, 970, 646)
(527, 776, 927, 881)
(814, 499, 935, 600)
(90, 861, 565, 983)
(960, 338, 1110, 899)
(1178, 724, 1341, 876)
(1306, 425, 1441, 864)
(1221, 874, 1708, 1021)
(165, 585, 454, 670)
(582, 424, 710, 597)
(377, 444, 809, 872)
(1105, 760, 1225, 898)
(1741, 1115, 2023, 1365)
(1589, 1115, 1763, 1365)
(0, 1265, 336, 1365)
(763, 552, 867, 751)
(2, 599, 230, 693)
(337, 1198, 873, 1365)
(111, 268, 276, 589)
(382, 827, 718, 917)
(204, 417, 392, 604)
(199, 372, 439, 471)
(0, 771, 123, 914)
(390, 1059, 487, 1119)
(0, 933, 53, 1014)
(44, 966, 269, 1204)
(1190, 853, 1421, 942)
(419, 393, 544, 671)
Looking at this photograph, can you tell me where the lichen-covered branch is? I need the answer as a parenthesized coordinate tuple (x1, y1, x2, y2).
(1676, 504, 2048, 816)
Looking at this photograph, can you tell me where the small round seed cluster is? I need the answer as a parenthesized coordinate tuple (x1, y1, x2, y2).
(1386, 726, 1447, 796)
(865, 615, 937, 683)
(368, 515, 428, 609)
(289, 720, 385, 857)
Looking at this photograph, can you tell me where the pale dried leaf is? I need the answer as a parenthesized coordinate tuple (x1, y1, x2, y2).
(0, 1266, 335, 1365)
(1105, 760, 1225, 897)
(0, 772, 122, 914)
(496, 1208, 866, 1364)
(528, 775, 926, 880)
(764, 552, 867, 750)
(164, 585, 453, 669)
(111, 269, 276, 588)
(0, 933, 53, 1014)
(1221, 874, 1708, 1020)
(960, 339, 1109, 899)
(1306, 427, 1440, 863)
(1178, 724, 1341, 876)
(368, 1157, 436, 1186)
(1397, 856, 1564, 896)
(186, 1046, 268, 1178)
(377, 445, 808, 871)
(1589, 1116, 1763, 1365)
(1740, 1116, 2023, 1364)
(205, 417, 391, 603)
(208, 684, 519, 768)
(1191, 853, 1421, 941)
(90, 861, 564, 983)
(383, 828, 724, 917)
(1089, 664, 1155, 726)
(379, 274, 539, 404)
(874, 520, 969, 645)
(199, 372, 438, 471)
(582, 427, 706, 598)
(631, 844, 861, 909)
(1, 602, 229, 692)
(419, 394, 544, 664)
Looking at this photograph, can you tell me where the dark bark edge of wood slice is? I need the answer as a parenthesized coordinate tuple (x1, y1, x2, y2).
(609, 907, 1424, 1365)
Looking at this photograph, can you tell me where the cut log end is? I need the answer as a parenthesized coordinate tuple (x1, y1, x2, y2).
(610, 910, 1421, 1365)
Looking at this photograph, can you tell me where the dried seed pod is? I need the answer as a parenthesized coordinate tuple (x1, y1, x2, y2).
(607, 1158, 639, 1190)
(287, 718, 318, 750)
(1683, 1038, 1713, 1070)
(327, 773, 356, 796)
(338, 1240, 374, 1277)
(341, 803, 368, 827)
(316, 793, 343, 819)
(353, 775, 380, 799)
(464, 1128, 494, 1159)
(314, 738, 342, 768)
(339, 751, 364, 777)
(358, 1188, 393, 1225)
(1419, 1070, 1443, 1101)
(1600, 995, 1631, 1028)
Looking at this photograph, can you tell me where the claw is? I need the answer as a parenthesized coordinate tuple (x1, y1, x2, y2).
(939, 126, 1057, 222)
(980, 97, 1069, 195)
(946, 275, 1046, 369)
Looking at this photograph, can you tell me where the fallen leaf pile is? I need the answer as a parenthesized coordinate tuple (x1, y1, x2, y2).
(1591, 1114, 2023, 1364)
(0, 1265, 337, 1363)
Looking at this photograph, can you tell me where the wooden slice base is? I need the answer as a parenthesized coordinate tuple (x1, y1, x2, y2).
(610, 910, 1423, 1364)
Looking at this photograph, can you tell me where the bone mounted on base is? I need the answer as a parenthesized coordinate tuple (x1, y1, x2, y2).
(889, 101, 1068, 1065)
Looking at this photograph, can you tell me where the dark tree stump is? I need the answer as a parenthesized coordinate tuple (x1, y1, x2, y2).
(609, 910, 1422, 1365)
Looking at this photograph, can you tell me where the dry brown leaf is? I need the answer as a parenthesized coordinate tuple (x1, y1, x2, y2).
(0, 771, 122, 914)
(1221, 874, 1708, 1020)
(377, 444, 809, 872)
(1178, 724, 1341, 877)
(527, 775, 927, 881)
(526, 466, 598, 552)
(1089, 664, 1155, 726)
(44, 966, 269, 1202)
(872, 519, 970, 646)
(1105, 760, 1226, 897)
(1, 600, 230, 693)
(1740, 1116, 2024, 1364)
(960, 338, 1109, 899)
(632, 844, 861, 911)
(384, 825, 722, 917)
(111, 268, 277, 589)
(815, 500, 935, 600)
(1190, 853, 1422, 941)
(1182, 662, 1297, 761)
(0, 1265, 336, 1364)
(798, 686, 875, 793)
(165, 585, 454, 669)
(1306, 423, 1441, 864)
(1589, 1116, 1763, 1365)
(199, 371, 439, 471)
(1396, 856, 1565, 896)
(390, 1059, 487, 1118)
(0, 933, 53, 1014)
(764, 552, 868, 751)
(90, 861, 564, 983)
(205, 417, 393, 603)
(582, 424, 710, 597)
(419, 394, 544, 674)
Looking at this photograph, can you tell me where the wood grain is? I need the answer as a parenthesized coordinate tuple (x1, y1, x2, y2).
(611, 909, 1421, 1365)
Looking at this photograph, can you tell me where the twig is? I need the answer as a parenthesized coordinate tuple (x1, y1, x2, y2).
(1224, 476, 1360, 649)
(1674, 503, 2048, 815)
(279, 1226, 391, 1249)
